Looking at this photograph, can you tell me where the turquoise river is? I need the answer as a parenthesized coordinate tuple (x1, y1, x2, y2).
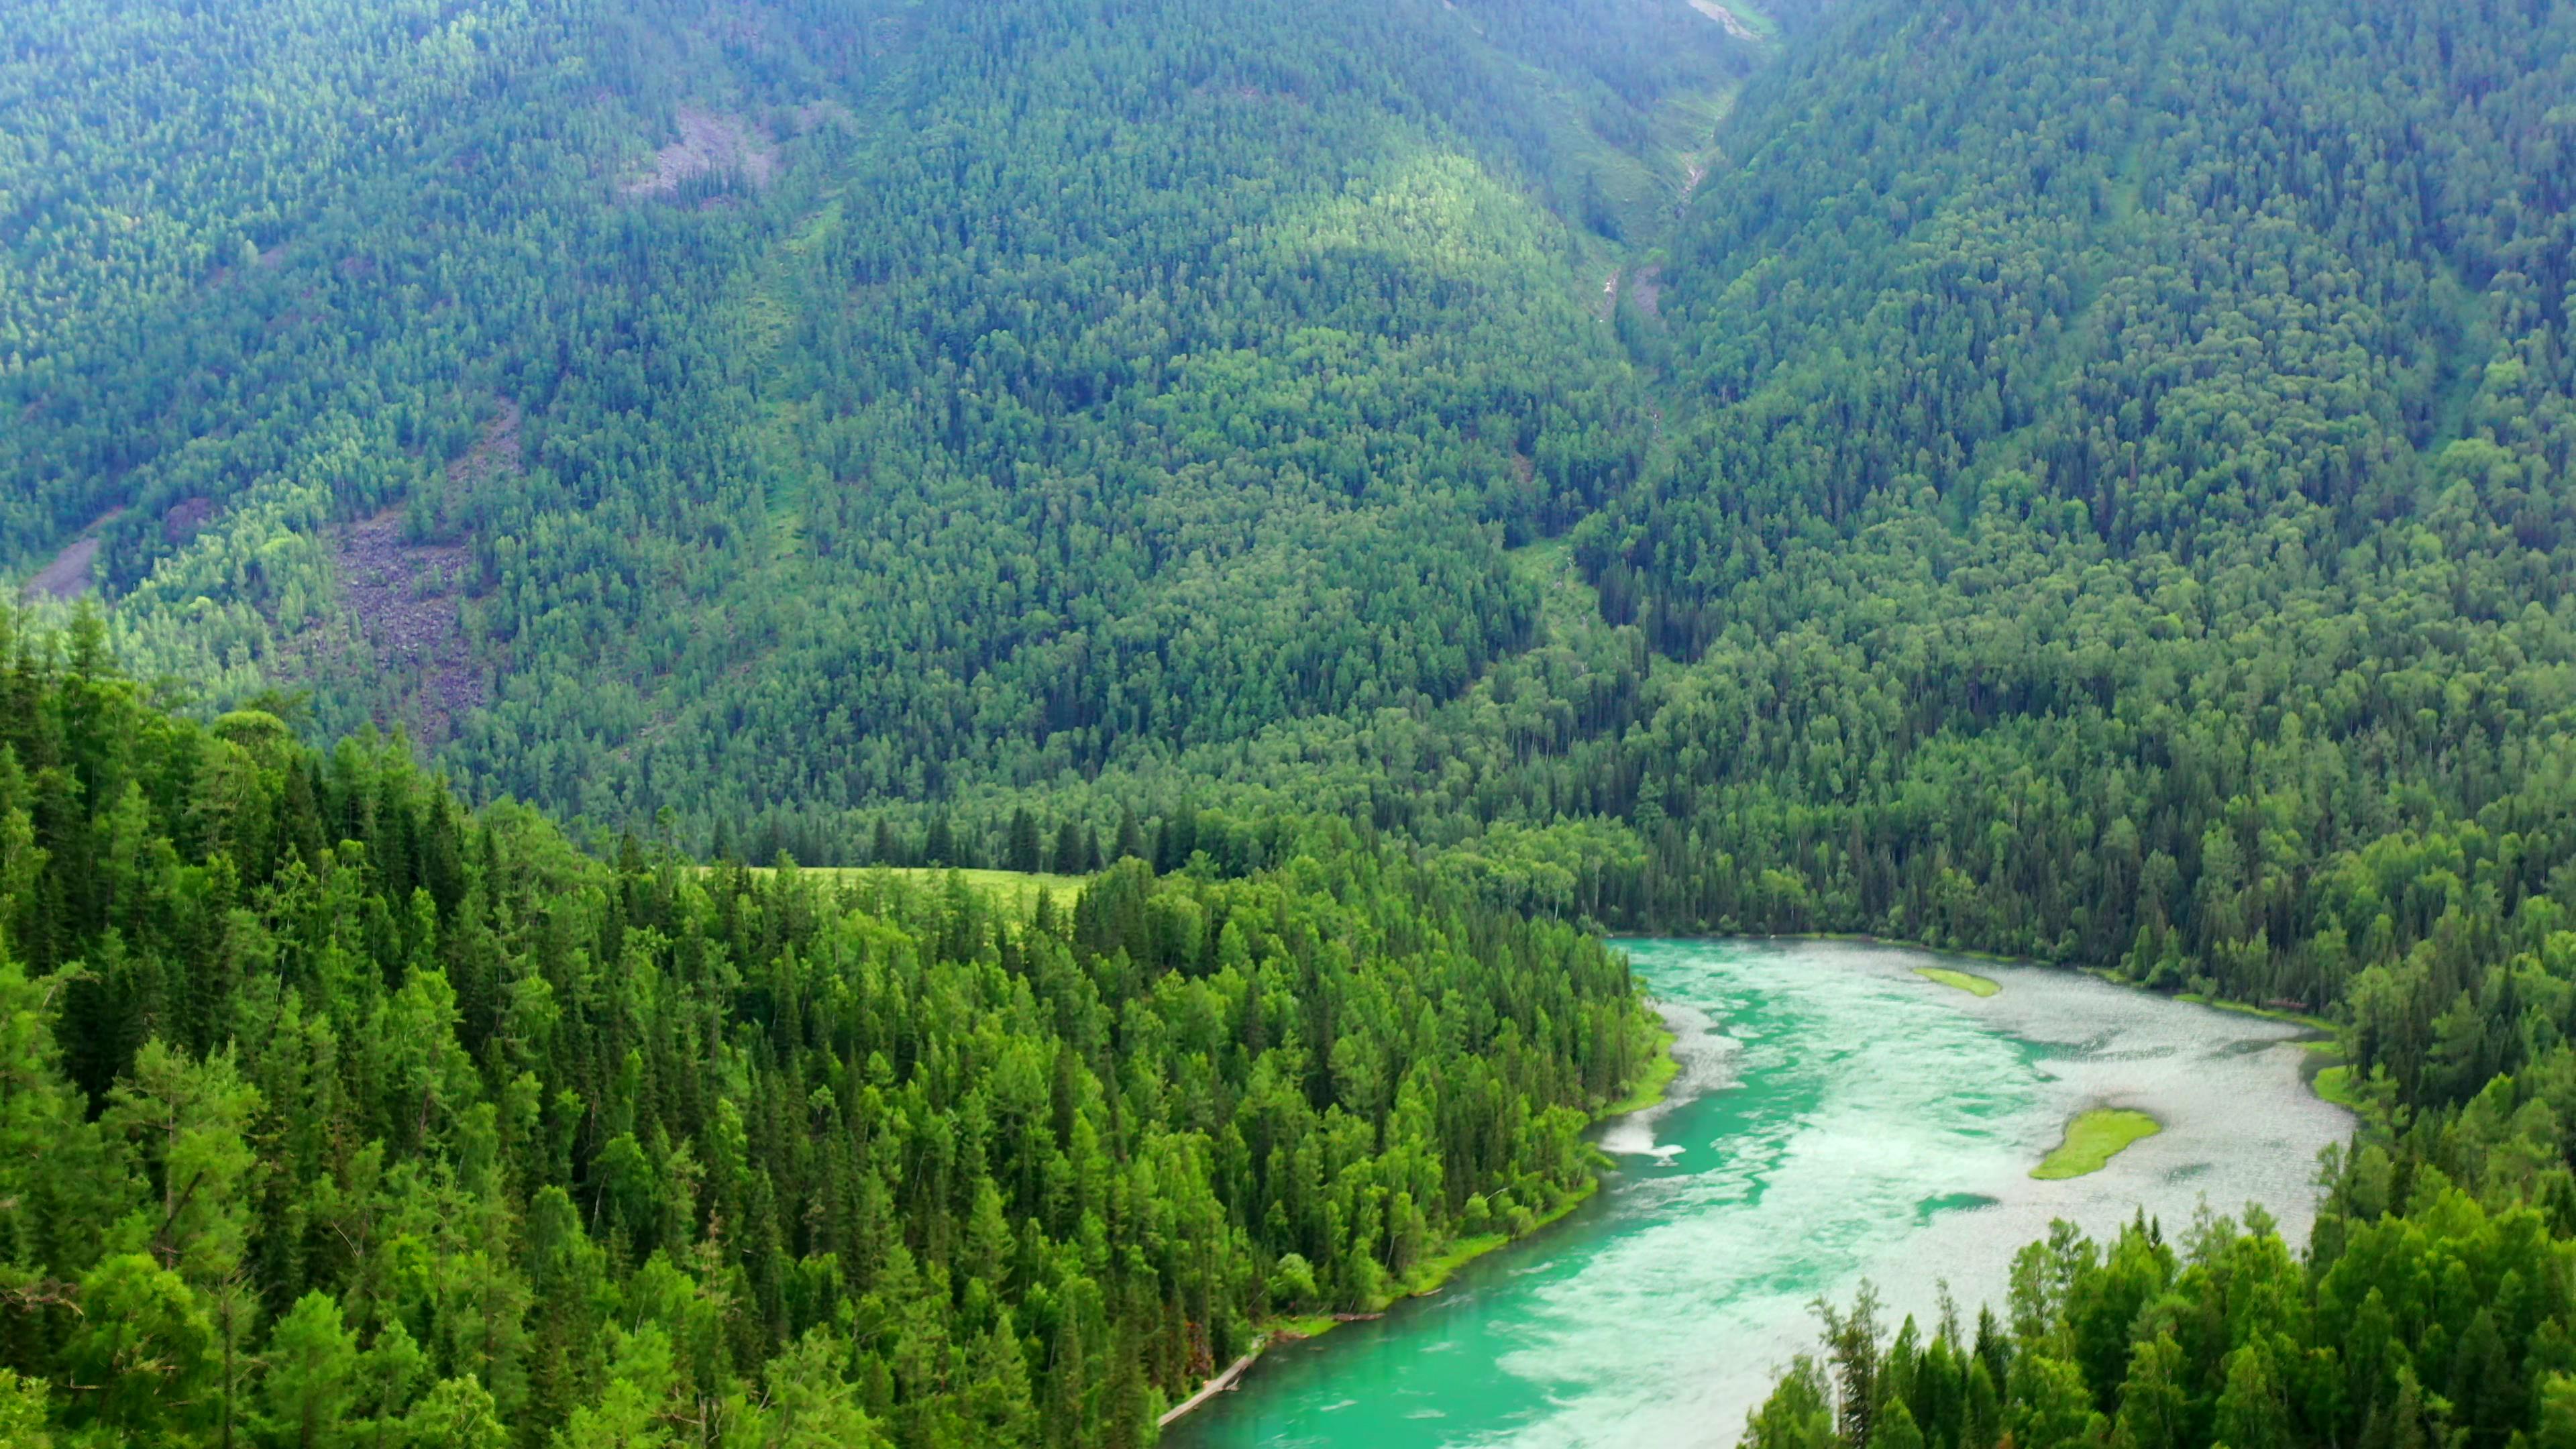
(1161, 938, 2352, 1449)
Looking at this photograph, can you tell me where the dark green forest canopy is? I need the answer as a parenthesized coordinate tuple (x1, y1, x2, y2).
(945, 0, 2576, 1044)
(0, 610, 1662, 1444)
(1, 0, 1754, 818)
(15, 0, 2571, 1067)
(1659, 3, 2576, 1448)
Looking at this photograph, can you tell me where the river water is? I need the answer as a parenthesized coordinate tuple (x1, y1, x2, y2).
(1162, 938, 2353, 1449)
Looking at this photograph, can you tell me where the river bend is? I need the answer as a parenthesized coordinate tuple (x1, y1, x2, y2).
(1164, 938, 2353, 1449)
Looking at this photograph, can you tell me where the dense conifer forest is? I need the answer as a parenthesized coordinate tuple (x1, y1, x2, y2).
(0, 612, 1659, 1444)
(7, 0, 2576, 1443)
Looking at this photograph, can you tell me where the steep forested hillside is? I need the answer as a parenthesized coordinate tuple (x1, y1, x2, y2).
(1571, 0, 2576, 993)
(1647, 3, 2576, 1447)
(3, 0, 1756, 827)
(23, 0, 2566, 1040)
(0, 609, 1660, 1445)
(980, 0, 2576, 1034)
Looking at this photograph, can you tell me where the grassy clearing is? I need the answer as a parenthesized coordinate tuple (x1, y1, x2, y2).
(2300, 1040, 2371, 1112)
(1403, 1232, 1510, 1291)
(2312, 1065, 2363, 1110)
(1915, 966, 2000, 998)
(2033, 1109, 2161, 1180)
(721, 865, 1092, 914)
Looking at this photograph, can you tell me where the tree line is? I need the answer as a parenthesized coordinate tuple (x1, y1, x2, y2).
(0, 607, 1662, 1447)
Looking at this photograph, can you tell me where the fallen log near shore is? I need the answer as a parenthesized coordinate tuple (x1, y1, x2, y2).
(1157, 1352, 1258, 1428)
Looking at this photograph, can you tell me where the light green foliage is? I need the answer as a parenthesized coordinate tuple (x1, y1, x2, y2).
(105, 1041, 262, 1282)
(405, 1377, 510, 1449)
(0, 1371, 48, 1449)
(557, 1326, 679, 1449)
(59, 1254, 215, 1440)
(1267, 1254, 1321, 1314)
(258, 1295, 362, 1449)
(731, 1332, 889, 1449)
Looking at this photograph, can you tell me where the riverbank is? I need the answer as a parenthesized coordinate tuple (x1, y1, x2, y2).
(1597, 1021, 1684, 1119)
(1159, 1020, 1682, 1426)
(1163, 1178, 1614, 1426)
(1281, 1023, 1684, 1332)
(1157, 1354, 1257, 1430)
(1766, 930, 2052, 971)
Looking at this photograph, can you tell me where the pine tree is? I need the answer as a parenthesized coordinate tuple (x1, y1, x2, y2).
(1008, 809, 1042, 875)
(257, 1294, 362, 1449)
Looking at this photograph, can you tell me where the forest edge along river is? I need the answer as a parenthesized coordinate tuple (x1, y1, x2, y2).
(1162, 938, 2354, 1449)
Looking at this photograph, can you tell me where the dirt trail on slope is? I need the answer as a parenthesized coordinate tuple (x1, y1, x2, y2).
(20, 506, 126, 600)
(24, 537, 99, 600)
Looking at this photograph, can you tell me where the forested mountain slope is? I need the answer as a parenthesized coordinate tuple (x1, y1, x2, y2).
(13, 0, 2574, 1080)
(1672, 6, 2576, 1447)
(0, 610, 1662, 1445)
(1578, 0, 2576, 1022)
(959, 0, 2576, 1043)
(3, 0, 1758, 822)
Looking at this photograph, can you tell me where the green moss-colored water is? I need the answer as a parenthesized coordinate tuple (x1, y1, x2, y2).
(1161, 939, 2350, 1448)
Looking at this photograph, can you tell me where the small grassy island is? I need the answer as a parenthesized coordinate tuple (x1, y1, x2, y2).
(2033, 1109, 2161, 1179)
(1915, 965, 2001, 998)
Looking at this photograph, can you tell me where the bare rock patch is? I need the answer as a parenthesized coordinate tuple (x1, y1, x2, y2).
(1687, 0, 1761, 42)
(623, 105, 779, 199)
(448, 398, 524, 489)
(329, 508, 484, 745)
(19, 507, 124, 600)
(162, 496, 220, 543)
